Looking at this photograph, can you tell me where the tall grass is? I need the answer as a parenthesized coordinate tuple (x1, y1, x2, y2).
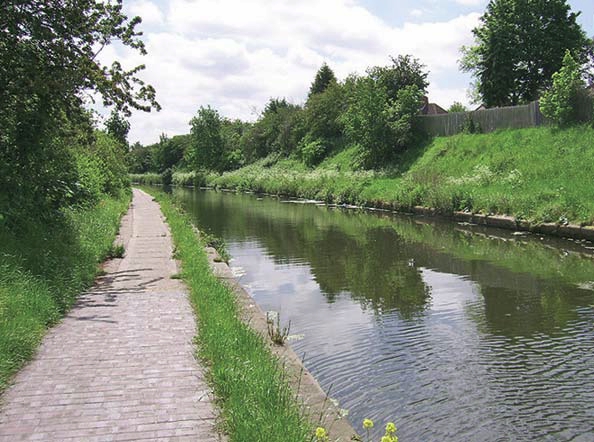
(129, 172, 163, 185)
(172, 170, 219, 187)
(148, 189, 313, 442)
(211, 157, 386, 205)
(0, 193, 130, 391)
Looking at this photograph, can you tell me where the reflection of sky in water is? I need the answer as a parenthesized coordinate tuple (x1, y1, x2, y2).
(176, 189, 594, 441)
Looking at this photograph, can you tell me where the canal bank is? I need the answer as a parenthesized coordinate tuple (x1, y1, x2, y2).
(146, 124, 594, 243)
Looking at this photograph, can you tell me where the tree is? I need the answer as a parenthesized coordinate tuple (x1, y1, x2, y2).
(341, 56, 427, 168)
(387, 85, 425, 147)
(460, 0, 588, 107)
(0, 0, 159, 221)
(128, 142, 153, 173)
(540, 50, 586, 126)
(240, 98, 302, 161)
(367, 55, 429, 101)
(449, 102, 468, 113)
(585, 37, 594, 86)
(188, 106, 224, 172)
(105, 110, 131, 149)
(220, 119, 247, 170)
(341, 75, 423, 168)
(308, 63, 337, 98)
(153, 134, 185, 173)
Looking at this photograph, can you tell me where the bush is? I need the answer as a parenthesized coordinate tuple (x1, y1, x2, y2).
(73, 131, 130, 205)
(299, 139, 328, 167)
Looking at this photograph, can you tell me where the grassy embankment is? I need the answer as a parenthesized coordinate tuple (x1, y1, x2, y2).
(165, 125, 594, 226)
(0, 194, 130, 391)
(147, 189, 313, 442)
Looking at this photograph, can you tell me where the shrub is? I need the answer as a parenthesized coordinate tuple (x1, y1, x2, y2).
(299, 139, 328, 167)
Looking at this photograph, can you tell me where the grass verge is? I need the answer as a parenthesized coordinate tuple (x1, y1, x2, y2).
(146, 189, 313, 442)
(0, 193, 131, 391)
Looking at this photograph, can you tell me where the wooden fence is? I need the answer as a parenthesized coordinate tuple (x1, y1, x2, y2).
(417, 95, 593, 137)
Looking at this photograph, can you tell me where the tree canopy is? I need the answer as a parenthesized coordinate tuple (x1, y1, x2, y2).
(105, 110, 131, 148)
(1, 0, 159, 221)
(308, 63, 337, 98)
(368, 55, 429, 101)
(460, 0, 588, 107)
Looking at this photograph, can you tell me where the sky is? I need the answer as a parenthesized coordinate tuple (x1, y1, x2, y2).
(100, 0, 594, 145)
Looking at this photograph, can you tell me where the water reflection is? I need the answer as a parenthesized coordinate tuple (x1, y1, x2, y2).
(173, 188, 594, 441)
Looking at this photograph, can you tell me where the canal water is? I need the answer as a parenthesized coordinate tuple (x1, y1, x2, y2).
(173, 187, 594, 441)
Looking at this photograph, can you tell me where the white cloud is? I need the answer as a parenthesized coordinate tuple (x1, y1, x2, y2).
(100, 0, 481, 144)
(410, 9, 424, 17)
(128, 0, 164, 25)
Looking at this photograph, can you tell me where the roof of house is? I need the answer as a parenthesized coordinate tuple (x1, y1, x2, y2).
(420, 96, 448, 115)
(423, 102, 448, 115)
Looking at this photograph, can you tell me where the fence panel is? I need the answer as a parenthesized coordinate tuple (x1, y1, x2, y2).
(417, 96, 592, 137)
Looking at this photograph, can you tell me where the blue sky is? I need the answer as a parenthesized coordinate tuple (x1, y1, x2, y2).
(361, 0, 593, 32)
(107, 0, 594, 144)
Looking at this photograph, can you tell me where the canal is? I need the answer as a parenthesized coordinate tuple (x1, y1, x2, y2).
(173, 187, 594, 441)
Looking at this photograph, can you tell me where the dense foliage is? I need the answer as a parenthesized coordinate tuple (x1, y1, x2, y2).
(460, 0, 588, 107)
(540, 51, 587, 126)
(138, 57, 427, 176)
(0, 0, 158, 223)
(308, 63, 337, 97)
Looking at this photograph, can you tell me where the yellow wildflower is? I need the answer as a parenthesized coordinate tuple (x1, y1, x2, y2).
(315, 427, 328, 441)
(363, 418, 374, 429)
(385, 422, 397, 434)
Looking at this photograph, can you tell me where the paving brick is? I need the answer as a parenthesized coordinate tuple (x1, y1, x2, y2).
(0, 190, 222, 441)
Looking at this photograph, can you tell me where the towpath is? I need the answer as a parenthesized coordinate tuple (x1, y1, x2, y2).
(0, 189, 220, 441)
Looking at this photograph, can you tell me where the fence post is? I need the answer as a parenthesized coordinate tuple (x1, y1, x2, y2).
(534, 101, 542, 127)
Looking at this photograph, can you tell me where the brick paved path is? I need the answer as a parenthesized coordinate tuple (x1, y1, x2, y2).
(0, 189, 220, 441)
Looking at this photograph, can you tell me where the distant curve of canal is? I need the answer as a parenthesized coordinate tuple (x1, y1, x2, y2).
(173, 187, 594, 441)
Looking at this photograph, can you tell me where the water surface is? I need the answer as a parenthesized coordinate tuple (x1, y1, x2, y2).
(174, 188, 594, 441)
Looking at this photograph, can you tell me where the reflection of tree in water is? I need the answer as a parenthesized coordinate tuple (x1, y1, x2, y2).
(174, 188, 594, 335)
(470, 283, 592, 338)
(394, 224, 594, 338)
(312, 227, 431, 319)
(174, 188, 431, 318)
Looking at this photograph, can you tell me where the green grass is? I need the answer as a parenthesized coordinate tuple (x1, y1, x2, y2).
(147, 189, 313, 442)
(190, 125, 594, 225)
(0, 193, 131, 391)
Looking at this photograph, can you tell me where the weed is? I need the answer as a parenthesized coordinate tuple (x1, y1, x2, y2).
(106, 243, 125, 259)
(266, 311, 291, 346)
(201, 232, 231, 263)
